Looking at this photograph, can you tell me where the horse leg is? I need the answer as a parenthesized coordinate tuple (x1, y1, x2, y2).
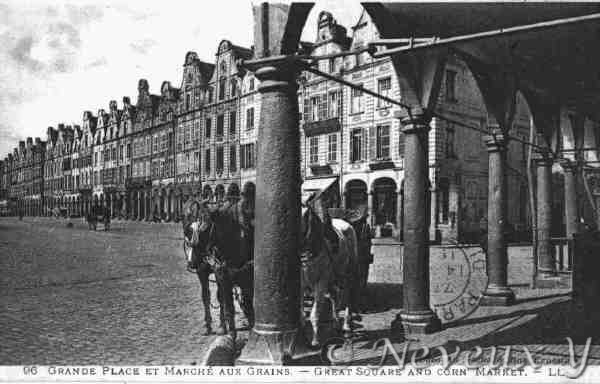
(221, 275, 237, 340)
(325, 292, 339, 328)
(198, 269, 213, 335)
(238, 273, 254, 328)
(215, 280, 226, 336)
(309, 288, 321, 347)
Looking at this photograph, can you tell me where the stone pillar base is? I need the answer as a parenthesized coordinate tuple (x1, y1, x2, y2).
(237, 327, 313, 365)
(393, 310, 442, 335)
(480, 285, 515, 306)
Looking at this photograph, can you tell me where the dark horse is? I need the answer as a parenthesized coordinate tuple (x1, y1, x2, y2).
(184, 197, 254, 339)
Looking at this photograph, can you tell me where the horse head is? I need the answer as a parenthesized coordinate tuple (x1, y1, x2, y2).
(300, 193, 325, 265)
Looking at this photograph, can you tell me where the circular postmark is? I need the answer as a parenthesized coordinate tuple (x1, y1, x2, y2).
(430, 245, 488, 324)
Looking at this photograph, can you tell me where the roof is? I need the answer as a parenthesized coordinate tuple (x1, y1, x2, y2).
(363, 3, 600, 122)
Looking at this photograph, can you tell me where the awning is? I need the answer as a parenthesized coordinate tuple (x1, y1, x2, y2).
(301, 176, 338, 202)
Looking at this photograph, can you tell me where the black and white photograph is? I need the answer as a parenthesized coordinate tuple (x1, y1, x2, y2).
(1, 0, 600, 381)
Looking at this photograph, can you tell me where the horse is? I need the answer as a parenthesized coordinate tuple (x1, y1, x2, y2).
(186, 197, 254, 340)
(300, 193, 360, 347)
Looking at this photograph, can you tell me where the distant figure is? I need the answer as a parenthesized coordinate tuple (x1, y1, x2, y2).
(18, 208, 23, 221)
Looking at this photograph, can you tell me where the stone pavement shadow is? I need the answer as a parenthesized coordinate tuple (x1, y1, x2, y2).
(437, 298, 600, 361)
(360, 282, 403, 313)
(443, 292, 573, 329)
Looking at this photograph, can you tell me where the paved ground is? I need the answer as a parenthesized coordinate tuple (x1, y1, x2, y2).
(0, 217, 248, 365)
(0, 217, 596, 366)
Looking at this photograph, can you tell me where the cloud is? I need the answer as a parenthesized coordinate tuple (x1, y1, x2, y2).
(65, 4, 104, 26)
(129, 38, 157, 55)
(85, 57, 108, 69)
(6, 34, 44, 72)
(0, 123, 25, 158)
(0, 3, 105, 155)
(110, 4, 155, 21)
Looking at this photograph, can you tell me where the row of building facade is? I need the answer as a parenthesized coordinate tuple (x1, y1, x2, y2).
(0, 11, 536, 242)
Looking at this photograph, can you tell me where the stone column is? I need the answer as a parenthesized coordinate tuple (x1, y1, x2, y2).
(171, 192, 176, 219)
(480, 132, 515, 306)
(393, 114, 441, 335)
(368, 191, 374, 229)
(237, 61, 309, 364)
(145, 190, 151, 221)
(430, 186, 439, 242)
(138, 191, 143, 221)
(536, 153, 555, 277)
(562, 160, 579, 239)
(110, 193, 115, 218)
(396, 188, 403, 240)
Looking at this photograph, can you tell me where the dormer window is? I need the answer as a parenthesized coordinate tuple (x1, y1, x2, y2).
(220, 60, 227, 73)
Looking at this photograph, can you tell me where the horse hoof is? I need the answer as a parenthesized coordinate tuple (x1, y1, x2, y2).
(203, 327, 213, 336)
(216, 327, 226, 336)
(311, 338, 320, 348)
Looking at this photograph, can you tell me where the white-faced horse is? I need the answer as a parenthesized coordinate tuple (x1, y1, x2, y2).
(300, 193, 360, 347)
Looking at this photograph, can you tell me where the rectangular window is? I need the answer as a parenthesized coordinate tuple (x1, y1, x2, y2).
(205, 149, 211, 173)
(356, 52, 364, 67)
(248, 143, 255, 169)
(445, 70, 457, 102)
(318, 93, 327, 120)
(230, 80, 237, 97)
(194, 151, 200, 173)
(229, 145, 237, 172)
(329, 57, 336, 73)
(216, 147, 224, 173)
(246, 108, 254, 130)
(219, 78, 226, 100)
(240, 145, 246, 169)
(351, 85, 363, 114)
(310, 96, 319, 122)
(240, 144, 255, 169)
(249, 78, 255, 91)
(217, 114, 224, 137)
(229, 111, 236, 135)
(351, 129, 362, 162)
(328, 91, 341, 118)
(185, 126, 191, 147)
(309, 136, 319, 164)
(205, 118, 212, 138)
(377, 77, 392, 108)
(376, 125, 390, 160)
(328, 134, 337, 162)
(185, 153, 190, 173)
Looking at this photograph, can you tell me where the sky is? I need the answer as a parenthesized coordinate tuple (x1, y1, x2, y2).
(0, 0, 363, 158)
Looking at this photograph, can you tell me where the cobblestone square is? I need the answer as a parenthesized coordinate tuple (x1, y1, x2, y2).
(0, 217, 250, 365)
(1, 217, 597, 366)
